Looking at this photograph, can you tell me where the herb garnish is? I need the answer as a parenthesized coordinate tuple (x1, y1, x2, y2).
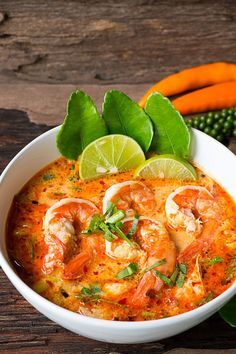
(196, 292, 213, 306)
(68, 175, 78, 181)
(127, 215, 140, 238)
(225, 256, 236, 282)
(83, 208, 135, 247)
(152, 262, 187, 288)
(73, 186, 82, 191)
(208, 256, 224, 266)
(30, 235, 36, 260)
(104, 199, 120, 218)
(117, 263, 138, 279)
(106, 210, 125, 224)
(176, 272, 186, 288)
(154, 270, 173, 287)
(143, 258, 167, 273)
(42, 173, 55, 181)
(75, 284, 101, 300)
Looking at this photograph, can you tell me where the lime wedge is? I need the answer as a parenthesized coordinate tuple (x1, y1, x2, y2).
(79, 134, 145, 180)
(134, 154, 197, 180)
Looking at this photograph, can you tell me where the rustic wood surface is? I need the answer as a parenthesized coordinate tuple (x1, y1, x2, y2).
(0, 0, 236, 352)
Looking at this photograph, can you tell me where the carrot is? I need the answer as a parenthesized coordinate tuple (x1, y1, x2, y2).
(172, 81, 236, 115)
(139, 62, 236, 108)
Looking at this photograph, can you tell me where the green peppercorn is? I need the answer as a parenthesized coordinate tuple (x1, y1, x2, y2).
(226, 116, 233, 123)
(200, 116, 205, 122)
(227, 109, 233, 115)
(207, 112, 213, 118)
(204, 127, 211, 134)
(210, 129, 217, 138)
(234, 121, 236, 128)
(233, 111, 236, 118)
(218, 118, 224, 125)
(224, 121, 233, 130)
(213, 123, 221, 132)
(214, 113, 220, 120)
(187, 119, 193, 126)
(216, 134, 224, 142)
(233, 130, 236, 138)
(206, 117, 214, 126)
(222, 128, 228, 134)
(193, 119, 200, 128)
(199, 122, 206, 130)
(220, 110, 227, 118)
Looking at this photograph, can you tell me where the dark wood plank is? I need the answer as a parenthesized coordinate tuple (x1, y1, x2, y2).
(0, 109, 236, 353)
(0, 0, 235, 85)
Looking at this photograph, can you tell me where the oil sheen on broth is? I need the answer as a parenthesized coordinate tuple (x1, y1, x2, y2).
(6, 157, 236, 321)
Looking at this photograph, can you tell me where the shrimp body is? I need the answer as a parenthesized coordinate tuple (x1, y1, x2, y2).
(43, 198, 98, 276)
(103, 181, 156, 217)
(104, 217, 176, 306)
(165, 186, 215, 234)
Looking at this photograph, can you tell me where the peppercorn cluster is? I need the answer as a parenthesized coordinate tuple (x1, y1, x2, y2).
(186, 108, 236, 143)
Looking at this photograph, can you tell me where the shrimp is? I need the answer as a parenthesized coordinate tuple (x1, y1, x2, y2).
(103, 217, 176, 306)
(165, 185, 216, 234)
(103, 181, 156, 217)
(42, 198, 99, 278)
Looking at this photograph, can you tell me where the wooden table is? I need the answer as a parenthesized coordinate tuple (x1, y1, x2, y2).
(0, 1, 236, 353)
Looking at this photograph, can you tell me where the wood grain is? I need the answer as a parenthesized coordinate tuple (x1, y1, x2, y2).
(0, 84, 150, 125)
(0, 0, 235, 85)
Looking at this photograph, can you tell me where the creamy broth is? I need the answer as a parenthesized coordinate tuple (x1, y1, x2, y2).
(6, 157, 236, 321)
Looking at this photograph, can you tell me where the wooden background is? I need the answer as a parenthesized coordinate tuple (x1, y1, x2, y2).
(0, 0, 236, 353)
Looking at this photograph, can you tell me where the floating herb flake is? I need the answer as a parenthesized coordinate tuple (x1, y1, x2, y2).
(143, 259, 167, 273)
(208, 256, 224, 266)
(42, 173, 55, 181)
(117, 263, 138, 279)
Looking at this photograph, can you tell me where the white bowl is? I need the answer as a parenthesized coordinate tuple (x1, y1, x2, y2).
(0, 127, 235, 344)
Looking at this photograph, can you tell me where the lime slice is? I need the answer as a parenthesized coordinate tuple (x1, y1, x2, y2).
(134, 154, 197, 180)
(79, 134, 145, 180)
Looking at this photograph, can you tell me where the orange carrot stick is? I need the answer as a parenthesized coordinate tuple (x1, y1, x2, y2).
(172, 81, 236, 115)
(139, 62, 236, 108)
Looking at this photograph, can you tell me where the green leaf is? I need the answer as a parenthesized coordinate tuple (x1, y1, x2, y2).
(57, 90, 107, 160)
(219, 296, 236, 327)
(145, 92, 191, 159)
(102, 90, 153, 152)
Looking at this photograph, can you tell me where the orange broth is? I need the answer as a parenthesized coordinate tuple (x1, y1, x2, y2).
(6, 157, 236, 321)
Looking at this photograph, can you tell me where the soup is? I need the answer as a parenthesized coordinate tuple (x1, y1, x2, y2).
(6, 157, 236, 321)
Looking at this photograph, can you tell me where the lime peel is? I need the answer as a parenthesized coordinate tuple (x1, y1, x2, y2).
(134, 154, 197, 180)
